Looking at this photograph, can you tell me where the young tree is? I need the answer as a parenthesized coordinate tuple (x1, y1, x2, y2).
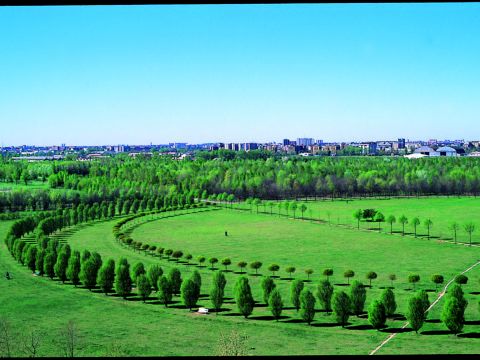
(464, 221, 476, 246)
(349, 280, 367, 316)
(289, 201, 298, 219)
(54, 250, 70, 283)
(442, 297, 466, 336)
(332, 290, 351, 327)
(197, 255, 206, 267)
(304, 268, 314, 281)
(260, 276, 276, 305)
(299, 203, 307, 220)
(97, 258, 115, 295)
(147, 264, 163, 292)
(131, 261, 146, 285)
(115, 262, 132, 300)
(220, 257, 232, 272)
(411, 216, 420, 238)
(249, 260, 263, 275)
(366, 271, 377, 287)
(137, 274, 152, 303)
(79, 257, 99, 291)
(167, 267, 182, 296)
(398, 215, 408, 236)
(373, 211, 385, 232)
(449, 221, 459, 244)
(388, 274, 396, 288)
(353, 209, 363, 229)
(406, 293, 425, 334)
(66, 255, 81, 287)
(423, 218, 433, 240)
(379, 287, 397, 317)
(322, 268, 334, 281)
(233, 276, 255, 319)
(157, 275, 173, 308)
(299, 288, 316, 325)
(268, 288, 283, 322)
(408, 273, 420, 291)
(454, 274, 468, 286)
(430, 274, 444, 292)
(208, 257, 219, 270)
(343, 269, 355, 285)
(180, 278, 197, 311)
(210, 271, 226, 314)
(386, 215, 396, 234)
(267, 263, 280, 277)
(368, 298, 387, 330)
(316, 279, 334, 314)
(237, 260, 248, 274)
(290, 278, 304, 312)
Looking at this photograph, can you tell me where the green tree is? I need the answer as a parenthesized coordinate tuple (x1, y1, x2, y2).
(147, 264, 163, 292)
(406, 293, 424, 333)
(454, 274, 468, 286)
(285, 266, 296, 279)
(66, 255, 81, 287)
(332, 290, 351, 328)
(167, 267, 182, 296)
(197, 255, 206, 267)
(237, 260, 248, 274)
(366, 271, 377, 287)
(267, 263, 280, 277)
(43, 251, 56, 279)
(25, 246, 38, 273)
(268, 288, 283, 322)
(157, 275, 173, 308)
(35, 248, 46, 276)
(349, 280, 367, 316)
(249, 260, 262, 275)
(97, 258, 115, 295)
(137, 274, 152, 303)
(368, 298, 387, 330)
(289, 201, 298, 219)
(464, 221, 476, 246)
(322, 268, 333, 281)
(131, 261, 146, 285)
(449, 221, 459, 244)
(115, 261, 132, 300)
(316, 279, 334, 314)
(299, 203, 307, 219)
(260, 276, 276, 305)
(388, 274, 396, 288)
(210, 271, 226, 314)
(408, 273, 420, 291)
(430, 274, 444, 292)
(299, 288, 316, 325)
(304, 268, 314, 281)
(373, 211, 385, 232)
(220, 257, 231, 271)
(353, 209, 363, 229)
(54, 250, 70, 283)
(379, 287, 397, 317)
(386, 214, 396, 234)
(411, 216, 420, 238)
(423, 218, 433, 240)
(290, 278, 304, 312)
(442, 297, 466, 336)
(398, 215, 408, 236)
(233, 276, 254, 318)
(79, 257, 99, 291)
(343, 269, 355, 285)
(180, 278, 197, 311)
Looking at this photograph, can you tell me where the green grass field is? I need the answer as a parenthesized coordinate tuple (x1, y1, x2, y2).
(1, 197, 480, 356)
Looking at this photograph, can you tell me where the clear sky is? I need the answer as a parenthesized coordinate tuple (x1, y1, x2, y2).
(1, 3, 479, 146)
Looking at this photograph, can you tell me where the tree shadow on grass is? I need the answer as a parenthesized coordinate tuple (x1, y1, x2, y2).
(425, 318, 441, 324)
(380, 327, 411, 334)
(346, 324, 375, 331)
(458, 332, 480, 338)
(310, 322, 340, 328)
(465, 320, 480, 326)
(283, 318, 306, 324)
(420, 330, 452, 336)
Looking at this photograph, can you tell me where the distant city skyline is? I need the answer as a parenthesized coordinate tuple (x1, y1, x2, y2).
(1, 3, 479, 146)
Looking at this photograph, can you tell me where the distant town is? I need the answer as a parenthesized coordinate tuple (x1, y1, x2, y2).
(3, 138, 480, 161)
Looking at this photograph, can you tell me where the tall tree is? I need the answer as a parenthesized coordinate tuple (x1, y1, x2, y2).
(398, 215, 408, 236)
(349, 280, 367, 316)
(97, 258, 116, 295)
(137, 274, 152, 303)
(368, 298, 387, 330)
(411, 217, 420, 238)
(316, 279, 334, 314)
(157, 275, 173, 308)
(290, 278, 304, 312)
(332, 290, 351, 328)
(299, 288, 316, 325)
(260, 276, 276, 305)
(268, 288, 283, 322)
(233, 276, 254, 319)
(464, 221, 476, 246)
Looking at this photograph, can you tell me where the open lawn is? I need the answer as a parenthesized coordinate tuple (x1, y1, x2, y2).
(1, 198, 480, 356)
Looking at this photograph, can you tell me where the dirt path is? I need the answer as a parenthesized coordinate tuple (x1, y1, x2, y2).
(369, 258, 480, 355)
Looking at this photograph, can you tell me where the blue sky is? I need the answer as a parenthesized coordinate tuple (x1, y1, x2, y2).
(1, 3, 479, 146)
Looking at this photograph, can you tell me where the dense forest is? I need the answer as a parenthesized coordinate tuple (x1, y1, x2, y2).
(1, 153, 480, 213)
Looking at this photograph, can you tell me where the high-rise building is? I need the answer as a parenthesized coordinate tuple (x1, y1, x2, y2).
(283, 139, 290, 146)
(297, 138, 315, 146)
(398, 138, 405, 149)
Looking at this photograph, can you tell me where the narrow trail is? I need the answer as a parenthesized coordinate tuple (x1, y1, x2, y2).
(369, 259, 480, 355)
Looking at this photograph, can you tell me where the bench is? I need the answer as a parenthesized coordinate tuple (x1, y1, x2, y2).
(198, 307, 209, 314)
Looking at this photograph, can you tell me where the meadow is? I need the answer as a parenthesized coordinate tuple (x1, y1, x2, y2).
(1, 197, 480, 356)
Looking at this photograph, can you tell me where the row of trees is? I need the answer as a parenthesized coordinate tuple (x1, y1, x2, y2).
(352, 209, 477, 244)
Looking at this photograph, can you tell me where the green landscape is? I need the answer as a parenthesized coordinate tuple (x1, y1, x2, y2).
(1, 155, 480, 356)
